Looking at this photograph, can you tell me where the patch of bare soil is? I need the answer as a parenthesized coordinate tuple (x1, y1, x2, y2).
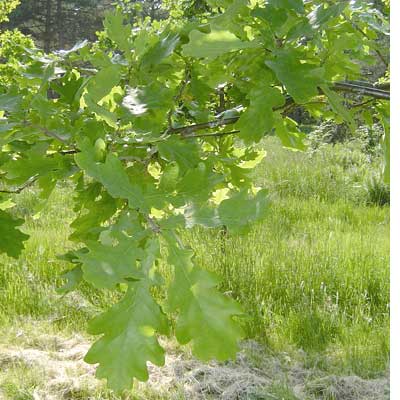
(0, 335, 389, 400)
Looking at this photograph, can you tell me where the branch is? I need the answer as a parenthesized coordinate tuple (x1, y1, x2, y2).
(22, 121, 70, 144)
(182, 130, 240, 139)
(169, 117, 239, 136)
(36, 125, 70, 144)
(331, 82, 390, 100)
(0, 174, 39, 194)
(167, 81, 389, 137)
(13, 80, 387, 158)
(374, 82, 390, 90)
(167, 65, 191, 130)
(349, 98, 376, 109)
(144, 214, 161, 233)
(59, 148, 79, 155)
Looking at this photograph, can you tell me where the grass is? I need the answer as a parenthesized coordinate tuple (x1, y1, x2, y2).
(184, 138, 389, 376)
(0, 137, 389, 398)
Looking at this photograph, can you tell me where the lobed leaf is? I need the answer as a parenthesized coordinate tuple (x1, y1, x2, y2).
(266, 50, 325, 104)
(78, 237, 145, 289)
(182, 28, 259, 59)
(85, 281, 169, 391)
(237, 86, 285, 143)
(0, 210, 29, 258)
(165, 233, 243, 361)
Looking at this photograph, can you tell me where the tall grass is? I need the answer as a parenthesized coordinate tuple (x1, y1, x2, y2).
(184, 138, 389, 377)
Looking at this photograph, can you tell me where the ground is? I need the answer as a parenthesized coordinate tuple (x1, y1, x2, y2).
(0, 323, 389, 400)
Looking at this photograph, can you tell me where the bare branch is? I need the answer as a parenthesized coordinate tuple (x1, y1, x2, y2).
(374, 82, 390, 90)
(169, 117, 240, 136)
(182, 130, 240, 139)
(332, 82, 390, 100)
(22, 121, 70, 144)
(166, 81, 389, 137)
(0, 174, 39, 194)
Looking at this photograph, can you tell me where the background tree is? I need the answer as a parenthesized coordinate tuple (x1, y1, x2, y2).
(3, 0, 170, 51)
(3, 0, 107, 51)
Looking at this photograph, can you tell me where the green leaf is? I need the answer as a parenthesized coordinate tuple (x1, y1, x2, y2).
(320, 85, 356, 132)
(274, 115, 306, 151)
(85, 281, 169, 391)
(268, 0, 304, 14)
(184, 203, 221, 228)
(141, 32, 180, 67)
(78, 237, 144, 289)
(57, 40, 88, 57)
(75, 139, 146, 211)
(85, 65, 121, 104)
(85, 97, 118, 128)
(140, 238, 162, 284)
(57, 266, 83, 294)
(266, 51, 325, 103)
(122, 83, 173, 133)
(69, 191, 117, 243)
(286, 18, 314, 41)
(122, 83, 172, 116)
(182, 28, 259, 59)
(0, 91, 21, 112)
(157, 137, 201, 170)
(103, 9, 132, 53)
(176, 162, 223, 202)
(165, 234, 243, 360)
(52, 71, 88, 106)
(252, 6, 288, 31)
(308, 3, 347, 29)
(0, 210, 29, 258)
(2, 143, 70, 186)
(218, 189, 269, 232)
(237, 86, 285, 143)
(159, 162, 180, 192)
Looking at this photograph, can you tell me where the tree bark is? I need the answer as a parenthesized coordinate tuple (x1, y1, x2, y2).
(57, 0, 64, 49)
(44, 0, 52, 53)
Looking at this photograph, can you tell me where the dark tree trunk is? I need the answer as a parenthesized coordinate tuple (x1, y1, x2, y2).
(44, 0, 52, 53)
(57, 0, 64, 49)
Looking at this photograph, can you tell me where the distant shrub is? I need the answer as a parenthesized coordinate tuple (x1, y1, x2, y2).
(307, 121, 384, 155)
(307, 121, 350, 146)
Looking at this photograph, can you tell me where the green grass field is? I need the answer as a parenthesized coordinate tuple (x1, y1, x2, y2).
(0, 137, 389, 399)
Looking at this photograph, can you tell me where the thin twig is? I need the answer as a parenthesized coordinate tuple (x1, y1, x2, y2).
(0, 174, 39, 194)
(350, 98, 376, 109)
(182, 130, 240, 139)
(169, 117, 239, 136)
(166, 65, 191, 131)
(59, 148, 79, 155)
(23, 121, 70, 144)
